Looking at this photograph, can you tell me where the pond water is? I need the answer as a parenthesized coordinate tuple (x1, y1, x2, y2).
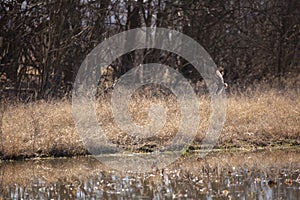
(0, 150, 299, 199)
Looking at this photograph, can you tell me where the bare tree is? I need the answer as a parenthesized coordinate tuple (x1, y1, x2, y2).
(0, 0, 299, 100)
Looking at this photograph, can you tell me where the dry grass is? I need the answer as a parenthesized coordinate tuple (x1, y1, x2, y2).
(1, 100, 86, 159)
(221, 89, 300, 148)
(0, 87, 299, 159)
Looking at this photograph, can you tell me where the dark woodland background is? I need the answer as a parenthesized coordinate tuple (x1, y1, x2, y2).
(0, 0, 299, 101)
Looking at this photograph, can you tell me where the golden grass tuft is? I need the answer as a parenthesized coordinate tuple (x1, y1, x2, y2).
(1, 100, 86, 159)
(222, 89, 300, 148)
(0, 88, 299, 159)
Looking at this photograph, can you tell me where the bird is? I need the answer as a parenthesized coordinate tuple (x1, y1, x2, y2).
(215, 69, 228, 95)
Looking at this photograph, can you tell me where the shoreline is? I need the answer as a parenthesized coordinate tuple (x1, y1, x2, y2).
(1, 143, 299, 162)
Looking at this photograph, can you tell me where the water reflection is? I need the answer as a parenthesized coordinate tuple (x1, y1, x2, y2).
(1, 150, 299, 199)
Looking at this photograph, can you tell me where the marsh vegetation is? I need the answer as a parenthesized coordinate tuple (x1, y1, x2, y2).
(0, 87, 299, 160)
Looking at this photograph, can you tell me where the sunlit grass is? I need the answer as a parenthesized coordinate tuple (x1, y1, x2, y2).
(222, 89, 300, 148)
(0, 87, 299, 159)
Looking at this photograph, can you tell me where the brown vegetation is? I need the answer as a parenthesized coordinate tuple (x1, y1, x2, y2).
(1, 0, 299, 160)
(1, 0, 299, 99)
(0, 85, 299, 160)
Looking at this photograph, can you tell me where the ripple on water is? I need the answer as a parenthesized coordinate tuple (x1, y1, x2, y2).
(0, 150, 300, 199)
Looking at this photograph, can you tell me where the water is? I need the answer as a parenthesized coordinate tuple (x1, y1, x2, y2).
(0, 150, 299, 199)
